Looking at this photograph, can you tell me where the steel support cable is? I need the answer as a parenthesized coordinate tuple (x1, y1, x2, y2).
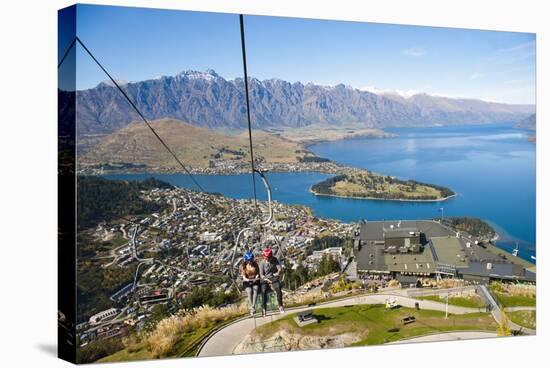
(230, 15, 289, 287)
(57, 37, 205, 192)
(229, 169, 276, 284)
(59, 29, 274, 295)
(60, 37, 247, 304)
(58, 37, 77, 69)
(58, 38, 219, 298)
(239, 15, 258, 208)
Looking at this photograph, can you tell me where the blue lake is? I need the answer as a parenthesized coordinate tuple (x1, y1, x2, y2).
(104, 123, 536, 262)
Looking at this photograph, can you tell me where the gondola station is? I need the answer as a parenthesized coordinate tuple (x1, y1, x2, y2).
(353, 219, 535, 284)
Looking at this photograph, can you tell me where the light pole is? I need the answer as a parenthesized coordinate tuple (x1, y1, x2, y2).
(445, 292, 449, 319)
(439, 207, 444, 222)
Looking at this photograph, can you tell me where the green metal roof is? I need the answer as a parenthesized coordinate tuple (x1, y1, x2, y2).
(430, 236, 469, 267)
(382, 250, 435, 274)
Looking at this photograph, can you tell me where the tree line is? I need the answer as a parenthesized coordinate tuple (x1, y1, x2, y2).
(77, 176, 173, 229)
(441, 217, 496, 240)
(283, 253, 341, 291)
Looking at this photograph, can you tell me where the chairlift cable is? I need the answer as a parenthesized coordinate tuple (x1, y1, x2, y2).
(239, 15, 258, 209)
(229, 169, 276, 284)
(58, 38, 217, 294)
(60, 30, 285, 298)
(236, 15, 287, 273)
(58, 37, 205, 193)
(58, 37, 77, 69)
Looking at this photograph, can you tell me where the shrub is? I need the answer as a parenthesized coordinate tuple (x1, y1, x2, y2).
(76, 338, 125, 364)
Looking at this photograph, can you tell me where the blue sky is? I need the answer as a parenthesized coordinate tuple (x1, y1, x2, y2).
(62, 4, 536, 104)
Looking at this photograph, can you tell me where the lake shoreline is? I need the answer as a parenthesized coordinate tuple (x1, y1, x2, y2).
(98, 124, 535, 262)
(299, 130, 395, 149)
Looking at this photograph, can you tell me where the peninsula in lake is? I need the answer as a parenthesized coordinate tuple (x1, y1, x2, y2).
(311, 172, 455, 201)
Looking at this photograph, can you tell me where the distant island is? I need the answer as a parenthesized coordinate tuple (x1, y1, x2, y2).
(311, 171, 455, 201)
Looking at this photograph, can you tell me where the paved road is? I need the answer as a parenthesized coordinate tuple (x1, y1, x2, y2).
(387, 331, 497, 344)
(406, 286, 478, 298)
(198, 293, 482, 357)
(477, 285, 535, 335)
(504, 306, 536, 312)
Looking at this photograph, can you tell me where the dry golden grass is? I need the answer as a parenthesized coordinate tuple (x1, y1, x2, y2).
(492, 282, 535, 298)
(332, 181, 368, 196)
(437, 279, 466, 289)
(387, 279, 401, 288)
(286, 291, 325, 306)
(273, 123, 388, 144)
(81, 118, 309, 169)
(122, 333, 142, 352)
(145, 303, 248, 358)
(508, 310, 536, 330)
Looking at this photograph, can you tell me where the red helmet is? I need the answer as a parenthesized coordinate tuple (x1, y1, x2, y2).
(262, 248, 273, 258)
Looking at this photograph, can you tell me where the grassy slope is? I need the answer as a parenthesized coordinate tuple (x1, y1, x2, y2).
(416, 295, 487, 309)
(507, 310, 536, 330)
(253, 304, 496, 346)
(98, 314, 245, 363)
(269, 123, 389, 144)
(81, 118, 311, 169)
(98, 325, 214, 363)
(494, 293, 536, 308)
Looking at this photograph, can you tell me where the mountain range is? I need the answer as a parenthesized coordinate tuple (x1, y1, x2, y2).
(69, 69, 534, 136)
(516, 113, 536, 131)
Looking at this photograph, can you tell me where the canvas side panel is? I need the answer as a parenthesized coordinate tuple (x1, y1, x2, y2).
(58, 4, 77, 364)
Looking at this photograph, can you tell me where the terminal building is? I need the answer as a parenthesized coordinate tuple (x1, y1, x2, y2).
(138, 288, 173, 305)
(89, 308, 120, 324)
(353, 220, 535, 284)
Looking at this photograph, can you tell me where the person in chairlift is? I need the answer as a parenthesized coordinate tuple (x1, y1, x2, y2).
(241, 251, 260, 316)
(259, 247, 284, 316)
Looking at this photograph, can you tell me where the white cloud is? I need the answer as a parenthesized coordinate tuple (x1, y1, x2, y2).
(359, 86, 421, 97)
(503, 79, 526, 85)
(358, 83, 533, 104)
(402, 47, 427, 57)
(470, 73, 482, 80)
(498, 40, 535, 53)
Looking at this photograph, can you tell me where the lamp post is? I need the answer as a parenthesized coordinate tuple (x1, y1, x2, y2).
(445, 292, 449, 319)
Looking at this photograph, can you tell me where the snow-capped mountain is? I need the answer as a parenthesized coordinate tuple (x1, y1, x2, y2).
(68, 70, 534, 136)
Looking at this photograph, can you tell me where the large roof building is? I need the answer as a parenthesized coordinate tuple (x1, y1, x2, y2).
(353, 220, 535, 284)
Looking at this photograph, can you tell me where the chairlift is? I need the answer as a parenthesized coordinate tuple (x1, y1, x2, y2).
(512, 241, 519, 257)
(62, 15, 295, 308)
(229, 169, 287, 286)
